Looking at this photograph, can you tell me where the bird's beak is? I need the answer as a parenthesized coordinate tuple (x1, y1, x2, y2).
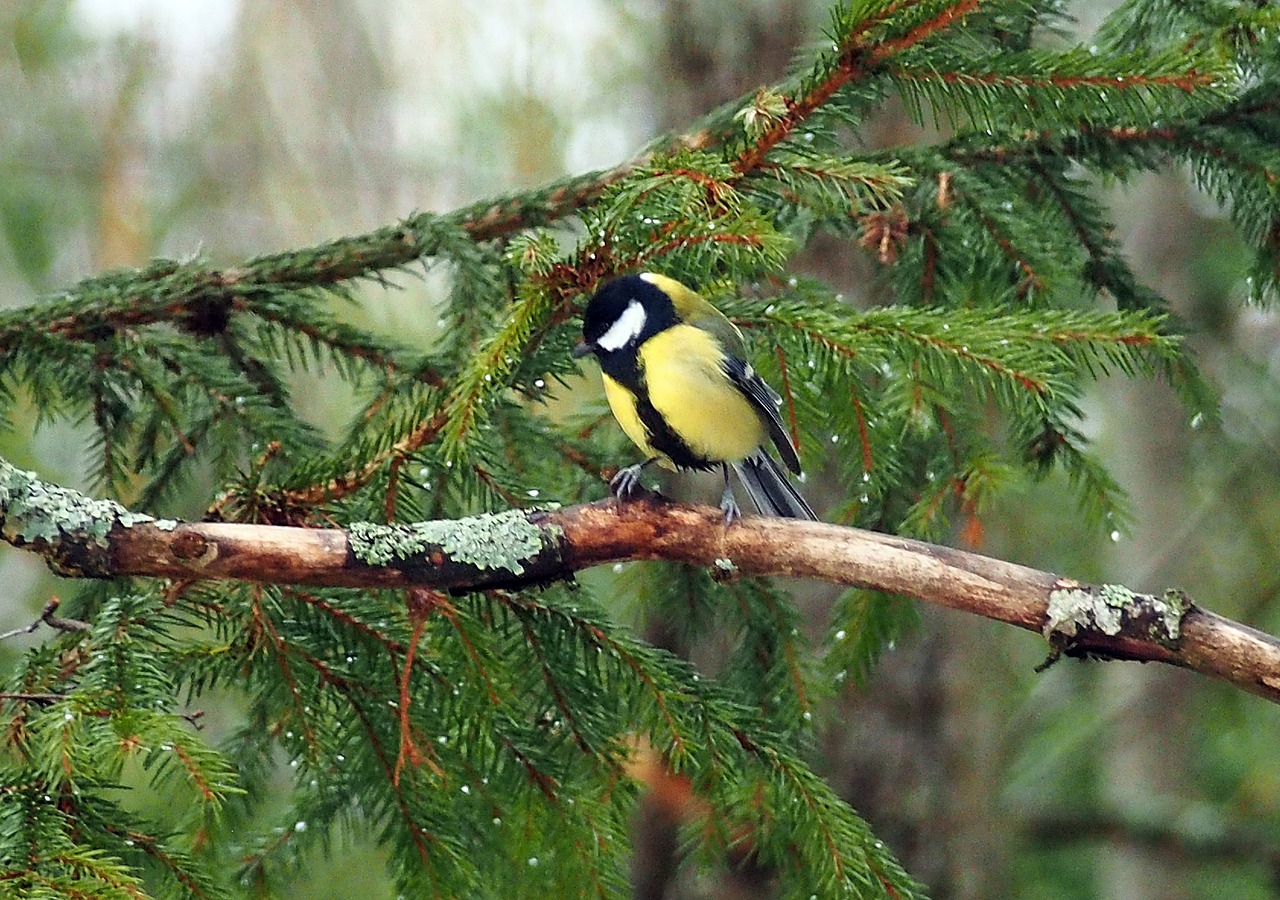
(572, 340, 593, 359)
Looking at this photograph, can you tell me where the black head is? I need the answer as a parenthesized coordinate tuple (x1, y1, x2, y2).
(574, 275, 679, 362)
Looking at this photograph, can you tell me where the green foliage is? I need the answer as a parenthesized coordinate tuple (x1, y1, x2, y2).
(889, 46, 1233, 133)
(1, 0, 1278, 897)
(824, 591, 920, 689)
(2, 594, 234, 898)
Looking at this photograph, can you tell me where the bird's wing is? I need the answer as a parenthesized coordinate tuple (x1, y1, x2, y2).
(720, 356, 802, 474)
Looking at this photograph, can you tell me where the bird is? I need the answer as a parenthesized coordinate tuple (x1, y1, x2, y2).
(572, 272, 816, 522)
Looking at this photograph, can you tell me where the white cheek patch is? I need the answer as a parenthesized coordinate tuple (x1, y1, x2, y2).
(596, 299, 647, 351)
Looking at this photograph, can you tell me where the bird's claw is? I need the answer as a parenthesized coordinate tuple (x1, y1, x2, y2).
(719, 482, 742, 525)
(610, 464, 645, 499)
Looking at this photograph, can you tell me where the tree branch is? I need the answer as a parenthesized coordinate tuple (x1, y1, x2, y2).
(1027, 810, 1280, 875)
(0, 597, 89, 640)
(0, 0, 984, 358)
(2, 461, 1277, 704)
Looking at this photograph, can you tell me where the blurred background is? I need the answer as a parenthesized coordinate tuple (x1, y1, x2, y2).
(2, 1, 1279, 897)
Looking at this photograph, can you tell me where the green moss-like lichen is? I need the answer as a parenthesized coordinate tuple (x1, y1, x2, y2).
(1098, 583, 1136, 609)
(1045, 581, 1186, 644)
(1160, 589, 1190, 638)
(714, 557, 738, 573)
(0, 460, 153, 548)
(1045, 586, 1120, 638)
(349, 509, 556, 575)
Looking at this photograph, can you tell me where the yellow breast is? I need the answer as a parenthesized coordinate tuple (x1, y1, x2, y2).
(601, 325, 766, 469)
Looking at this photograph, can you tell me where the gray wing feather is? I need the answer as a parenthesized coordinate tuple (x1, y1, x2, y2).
(720, 356, 802, 474)
(732, 452, 816, 520)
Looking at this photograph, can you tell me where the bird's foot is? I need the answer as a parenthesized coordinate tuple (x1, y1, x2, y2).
(719, 482, 742, 525)
(610, 463, 646, 499)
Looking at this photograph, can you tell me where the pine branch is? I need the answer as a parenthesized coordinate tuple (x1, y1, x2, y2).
(887, 45, 1230, 132)
(0, 0, 983, 381)
(733, 0, 983, 174)
(0, 0, 1260, 378)
(2, 460, 1277, 705)
(825, 591, 920, 688)
(0, 82, 831, 365)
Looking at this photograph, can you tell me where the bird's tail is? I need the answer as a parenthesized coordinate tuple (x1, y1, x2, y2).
(732, 451, 817, 520)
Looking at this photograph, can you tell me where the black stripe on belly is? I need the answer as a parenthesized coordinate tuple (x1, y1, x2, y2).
(597, 343, 716, 471)
(633, 390, 716, 471)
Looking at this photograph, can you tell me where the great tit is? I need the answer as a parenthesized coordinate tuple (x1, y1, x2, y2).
(572, 272, 816, 522)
